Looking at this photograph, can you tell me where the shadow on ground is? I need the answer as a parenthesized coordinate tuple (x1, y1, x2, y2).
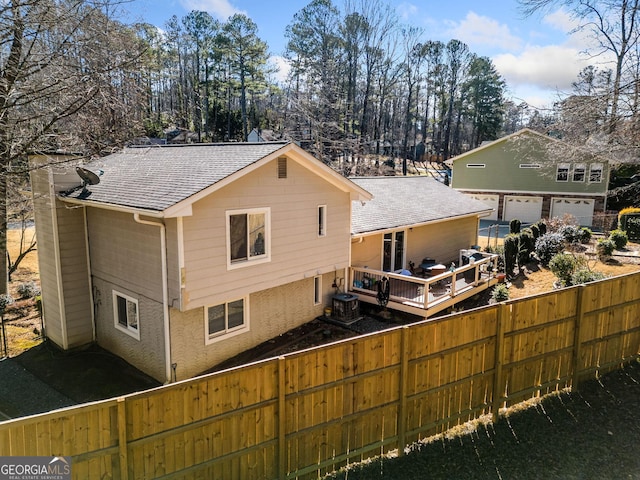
(325, 360, 640, 479)
(0, 342, 160, 420)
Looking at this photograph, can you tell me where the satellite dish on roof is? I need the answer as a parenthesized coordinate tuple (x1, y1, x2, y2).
(75, 167, 102, 187)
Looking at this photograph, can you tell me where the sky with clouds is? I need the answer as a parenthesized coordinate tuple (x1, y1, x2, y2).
(126, 0, 604, 110)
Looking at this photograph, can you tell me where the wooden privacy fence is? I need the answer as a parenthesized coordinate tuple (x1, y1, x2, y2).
(1, 271, 639, 479)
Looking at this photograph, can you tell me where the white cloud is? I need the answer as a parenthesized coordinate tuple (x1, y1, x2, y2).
(450, 12, 522, 53)
(493, 44, 591, 104)
(179, 0, 245, 20)
(396, 2, 419, 22)
(269, 55, 291, 84)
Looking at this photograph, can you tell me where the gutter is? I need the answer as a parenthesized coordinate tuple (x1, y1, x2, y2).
(133, 214, 172, 384)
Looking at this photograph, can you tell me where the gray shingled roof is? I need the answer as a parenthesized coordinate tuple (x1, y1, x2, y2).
(61, 142, 290, 211)
(350, 176, 492, 235)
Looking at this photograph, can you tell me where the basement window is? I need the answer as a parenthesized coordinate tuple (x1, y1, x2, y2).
(113, 291, 140, 340)
(205, 298, 248, 344)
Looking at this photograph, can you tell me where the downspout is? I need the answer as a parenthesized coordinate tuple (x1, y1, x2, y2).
(133, 214, 172, 384)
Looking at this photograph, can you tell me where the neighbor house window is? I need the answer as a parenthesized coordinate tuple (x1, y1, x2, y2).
(318, 205, 327, 237)
(205, 298, 247, 343)
(589, 163, 603, 183)
(466, 163, 485, 168)
(113, 291, 139, 340)
(556, 164, 569, 182)
(519, 163, 541, 168)
(314, 276, 322, 305)
(227, 208, 270, 268)
(573, 163, 586, 182)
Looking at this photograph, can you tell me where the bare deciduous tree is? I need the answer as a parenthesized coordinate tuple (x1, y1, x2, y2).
(0, 0, 145, 294)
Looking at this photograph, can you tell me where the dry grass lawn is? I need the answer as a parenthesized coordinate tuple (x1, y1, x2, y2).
(3, 226, 42, 357)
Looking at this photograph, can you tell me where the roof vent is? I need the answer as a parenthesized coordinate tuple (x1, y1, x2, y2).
(277, 157, 287, 179)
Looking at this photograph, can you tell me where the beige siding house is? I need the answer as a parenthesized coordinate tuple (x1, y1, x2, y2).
(346, 177, 497, 317)
(31, 143, 371, 382)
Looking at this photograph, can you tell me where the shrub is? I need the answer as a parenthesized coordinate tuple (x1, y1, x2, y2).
(536, 221, 547, 236)
(491, 283, 510, 302)
(549, 253, 579, 286)
(571, 268, 607, 285)
(596, 238, 615, 258)
(608, 229, 628, 250)
(0, 294, 14, 313)
(558, 224, 582, 244)
(579, 227, 592, 244)
(530, 223, 540, 239)
(535, 232, 565, 265)
(517, 229, 535, 267)
(509, 219, 522, 234)
(17, 281, 39, 299)
(503, 234, 519, 276)
(627, 217, 640, 241)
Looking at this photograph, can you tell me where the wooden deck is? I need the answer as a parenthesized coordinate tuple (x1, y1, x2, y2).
(349, 252, 500, 318)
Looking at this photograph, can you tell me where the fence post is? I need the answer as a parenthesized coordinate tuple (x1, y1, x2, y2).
(492, 303, 508, 423)
(572, 285, 586, 392)
(397, 326, 409, 456)
(117, 397, 129, 480)
(278, 356, 287, 480)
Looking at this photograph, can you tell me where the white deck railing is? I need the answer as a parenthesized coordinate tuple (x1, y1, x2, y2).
(349, 252, 499, 311)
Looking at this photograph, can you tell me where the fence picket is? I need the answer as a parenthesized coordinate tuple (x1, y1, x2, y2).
(1, 272, 639, 479)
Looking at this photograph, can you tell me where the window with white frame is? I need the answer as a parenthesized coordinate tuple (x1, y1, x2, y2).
(589, 163, 603, 183)
(466, 163, 485, 168)
(519, 163, 541, 169)
(205, 298, 247, 343)
(227, 208, 269, 267)
(314, 276, 322, 305)
(573, 163, 586, 182)
(318, 205, 327, 237)
(556, 164, 569, 182)
(113, 291, 140, 340)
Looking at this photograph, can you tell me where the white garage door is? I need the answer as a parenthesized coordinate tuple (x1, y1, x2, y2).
(550, 198, 595, 226)
(466, 194, 499, 220)
(503, 196, 543, 224)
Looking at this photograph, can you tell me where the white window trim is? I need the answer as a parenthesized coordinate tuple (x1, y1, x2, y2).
(382, 229, 407, 272)
(466, 163, 485, 168)
(556, 163, 570, 182)
(112, 290, 140, 340)
(318, 205, 327, 237)
(572, 163, 586, 182)
(314, 276, 322, 305)
(589, 163, 603, 183)
(205, 297, 250, 345)
(519, 163, 541, 168)
(226, 207, 271, 270)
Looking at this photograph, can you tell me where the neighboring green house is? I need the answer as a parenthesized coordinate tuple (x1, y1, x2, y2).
(449, 129, 610, 225)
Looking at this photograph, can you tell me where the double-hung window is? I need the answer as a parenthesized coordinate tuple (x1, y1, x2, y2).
(113, 291, 139, 340)
(589, 163, 603, 183)
(573, 164, 586, 182)
(227, 208, 270, 268)
(556, 164, 569, 182)
(205, 298, 247, 343)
